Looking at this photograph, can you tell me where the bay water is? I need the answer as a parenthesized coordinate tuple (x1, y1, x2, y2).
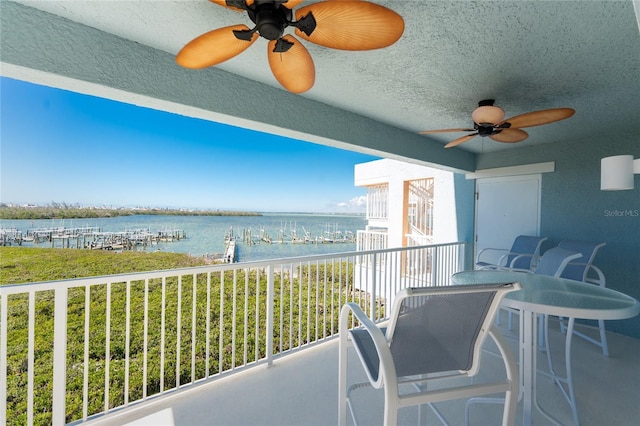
(0, 213, 366, 262)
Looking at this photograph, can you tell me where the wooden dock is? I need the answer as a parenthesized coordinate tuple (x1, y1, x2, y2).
(223, 227, 236, 262)
(0, 226, 186, 251)
(224, 239, 236, 263)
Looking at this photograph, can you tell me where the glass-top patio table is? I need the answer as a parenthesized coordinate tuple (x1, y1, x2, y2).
(452, 270, 640, 426)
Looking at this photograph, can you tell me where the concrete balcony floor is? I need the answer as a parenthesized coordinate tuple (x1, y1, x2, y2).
(91, 320, 640, 426)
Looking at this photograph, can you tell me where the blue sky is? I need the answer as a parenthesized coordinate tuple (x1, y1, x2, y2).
(0, 77, 378, 213)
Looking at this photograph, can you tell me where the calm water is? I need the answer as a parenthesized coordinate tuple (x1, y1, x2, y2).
(0, 213, 366, 262)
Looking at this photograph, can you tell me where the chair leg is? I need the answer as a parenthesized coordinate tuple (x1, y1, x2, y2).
(338, 323, 349, 426)
(560, 317, 609, 357)
(383, 388, 400, 426)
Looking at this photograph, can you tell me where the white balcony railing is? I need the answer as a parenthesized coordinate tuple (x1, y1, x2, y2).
(0, 242, 467, 425)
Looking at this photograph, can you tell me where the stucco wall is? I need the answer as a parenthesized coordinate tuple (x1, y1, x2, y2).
(477, 136, 640, 338)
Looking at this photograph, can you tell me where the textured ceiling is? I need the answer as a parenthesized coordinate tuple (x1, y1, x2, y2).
(7, 0, 640, 153)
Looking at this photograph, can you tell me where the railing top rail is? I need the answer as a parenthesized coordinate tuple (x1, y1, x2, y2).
(0, 241, 468, 294)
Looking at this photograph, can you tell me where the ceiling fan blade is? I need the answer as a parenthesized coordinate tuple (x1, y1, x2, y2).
(489, 128, 529, 143)
(444, 133, 478, 148)
(268, 35, 315, 93)
(419, 128, 476, 134)
(283, 0, 304, 8)
(176, 25, 258, 69)
(294, 1, 404, 50)
(209, 0, 252, 12)
(503, 108, 575, 129)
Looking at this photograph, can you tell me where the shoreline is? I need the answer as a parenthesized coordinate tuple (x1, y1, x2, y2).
(0, 205, 262, 220)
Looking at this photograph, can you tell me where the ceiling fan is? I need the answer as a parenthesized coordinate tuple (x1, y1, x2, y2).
(419, 100, 576, 148)
(176, 0, 404, 93)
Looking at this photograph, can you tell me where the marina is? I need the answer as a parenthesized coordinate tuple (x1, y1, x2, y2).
(0, 213, 365, 263)
(1, 225, 186, 251)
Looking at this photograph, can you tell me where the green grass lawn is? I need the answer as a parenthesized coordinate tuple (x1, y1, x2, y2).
(0, 247, 208, 284)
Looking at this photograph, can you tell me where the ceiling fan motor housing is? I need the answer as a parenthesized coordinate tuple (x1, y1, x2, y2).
(247, 3, 293, 40)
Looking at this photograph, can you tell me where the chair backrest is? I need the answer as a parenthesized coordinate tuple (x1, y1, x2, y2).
(506, 235, 547, 269)
(384, 283, 519, 378)
(534, 247, 583, 277)
(557, 240, 606, 281)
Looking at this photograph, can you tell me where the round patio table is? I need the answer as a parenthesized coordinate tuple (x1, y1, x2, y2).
(452, 270, 640, 426)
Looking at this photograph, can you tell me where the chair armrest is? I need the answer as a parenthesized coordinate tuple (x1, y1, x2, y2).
(585, 264, 606, 287)
(476, 247, 510, 266)
(561, 261, 606, 287)
(339, 303, 397, 389)
(501, 267, 534, 274)
(507, 253, 537, 269)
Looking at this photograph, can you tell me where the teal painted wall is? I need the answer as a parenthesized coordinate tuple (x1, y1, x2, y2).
(477, 136, 640, 338)
(453, 173, 477, 268)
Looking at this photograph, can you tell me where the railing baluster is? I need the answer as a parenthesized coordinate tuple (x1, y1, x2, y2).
(266, 265, 274, 366)
(244, 269, 249, 366)
(27, 291, 35, 425)
(104, 282, 111, 413)
(206, 272, 211, 377)
(279, 265, 284, 353)
(255, 269, 260, 362)
(143, 278, 149, 399)
(176, 275, 181, 388)
(289, 263, 293, 352)
(52, 287, 68, 426)
(83, 285, 90, 420)
(330, 261, 335, 338)
(0, 293, 7, 426)
(298, 262, 302, 348)
(370, 253, 377, 321)
(232, 270, 237, 370)
(307, 262, 311, 345)
(219, 271, 224, 373)
(191, 273, 197, 383)
(125, 280, 131, 405)
(160, 277, 166, 392)
(315, 261, 319, 343)
(322, 260, 327, 340)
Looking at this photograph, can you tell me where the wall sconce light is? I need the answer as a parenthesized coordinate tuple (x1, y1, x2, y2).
(601, 155, 640, 190)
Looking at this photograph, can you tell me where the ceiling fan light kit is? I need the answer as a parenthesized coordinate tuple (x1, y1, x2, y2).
(420, 99, 575, 148)
(177, 1, 404, 93)
(471, 100, 505, 125)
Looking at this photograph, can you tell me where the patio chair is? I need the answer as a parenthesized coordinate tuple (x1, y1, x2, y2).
(557, 240, 608, 356)
(504, 247, 583, 349)
(475, 235, 548, 271)
(338, 282, 521, 426)
(529, 246, 583, 277)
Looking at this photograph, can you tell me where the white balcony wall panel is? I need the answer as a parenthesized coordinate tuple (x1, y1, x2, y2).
(355, 159, 459, 248)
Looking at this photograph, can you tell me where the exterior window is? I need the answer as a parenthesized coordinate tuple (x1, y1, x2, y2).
(366, 184, 388, 220)
(407, 178, 434, 238)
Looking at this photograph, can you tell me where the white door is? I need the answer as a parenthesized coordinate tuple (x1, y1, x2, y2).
(474, 175, 541, 265)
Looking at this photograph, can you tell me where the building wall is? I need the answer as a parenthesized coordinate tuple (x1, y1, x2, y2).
(477, 135, 640, 338)
(354, 159, 475, 248)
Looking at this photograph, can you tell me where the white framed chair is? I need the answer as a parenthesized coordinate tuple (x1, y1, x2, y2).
(338, 282, 521, 426)
(476, 235, 548, 271)
(504, 247, 583, 347)
(524, 246, 583, 277)
(557, 240, 608, 356)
